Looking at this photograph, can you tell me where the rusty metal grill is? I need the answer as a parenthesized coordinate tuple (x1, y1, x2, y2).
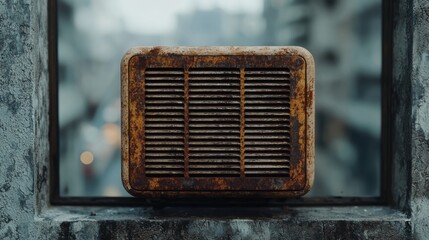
(189, 68, 241, 177)
(244, 68, 291, 177)
(122, 47, 314, 198)
(144, 68, 184, 177)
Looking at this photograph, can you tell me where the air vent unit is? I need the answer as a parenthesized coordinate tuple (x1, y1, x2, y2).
(121, 47, 314, 198)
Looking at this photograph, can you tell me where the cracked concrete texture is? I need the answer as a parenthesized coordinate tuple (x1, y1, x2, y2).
(0, 0, 428, 239)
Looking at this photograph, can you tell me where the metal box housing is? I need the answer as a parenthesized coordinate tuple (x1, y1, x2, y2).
(121, 47, 314, 198)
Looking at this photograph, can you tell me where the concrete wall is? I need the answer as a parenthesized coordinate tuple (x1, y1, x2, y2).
(410, 0, 429, 238)
(0, 0, 47, 238)
(0, 0, 428, 239)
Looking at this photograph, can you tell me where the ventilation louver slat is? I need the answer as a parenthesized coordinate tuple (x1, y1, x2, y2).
(188, 68, 241, 177)
(143, 67, 291, 178)
(144, 68, 184, 177)
(244, 68, 291, 177)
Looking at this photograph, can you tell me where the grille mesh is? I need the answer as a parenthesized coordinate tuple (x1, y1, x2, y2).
(143, 67, 291, 178)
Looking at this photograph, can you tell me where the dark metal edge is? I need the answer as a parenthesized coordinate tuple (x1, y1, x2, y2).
(381, 0, 393, 206)
(49, 0, 60, 204)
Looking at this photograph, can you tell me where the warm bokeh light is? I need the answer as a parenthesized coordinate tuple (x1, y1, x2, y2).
(102, 123, 121, 146)
(80, 151, 94, 165)
(103, 186, 121, 197)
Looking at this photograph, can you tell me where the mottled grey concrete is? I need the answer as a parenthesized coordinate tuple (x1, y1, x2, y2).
(32, 207, 409, 239)
(0, 0, 428, 239)
(410, 0, 429, 238)
(31, 0, 50, 215)
(0, 0, 41, 238)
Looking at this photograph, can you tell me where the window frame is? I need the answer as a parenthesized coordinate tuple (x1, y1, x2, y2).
(49, 0, 393, 206)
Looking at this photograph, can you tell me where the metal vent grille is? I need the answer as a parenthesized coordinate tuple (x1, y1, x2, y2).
(122, 47, 314, 198)
(144, 68, 184, 177)
(244, 68, 291, 177)
(188, 68, 241, 177)
(142, 68, 291, 178)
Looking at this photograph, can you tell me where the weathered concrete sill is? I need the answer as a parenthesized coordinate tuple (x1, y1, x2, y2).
(33, 206, 411, 239)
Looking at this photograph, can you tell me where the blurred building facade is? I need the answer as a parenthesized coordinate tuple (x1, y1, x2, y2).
(263, 0, 381, 196)
(58, 0, 381, 197)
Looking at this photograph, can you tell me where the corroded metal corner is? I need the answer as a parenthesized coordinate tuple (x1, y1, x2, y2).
(121, 46, 315, 198)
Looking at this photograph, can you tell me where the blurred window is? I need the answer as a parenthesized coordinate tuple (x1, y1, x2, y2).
(58, 0, 381, 197)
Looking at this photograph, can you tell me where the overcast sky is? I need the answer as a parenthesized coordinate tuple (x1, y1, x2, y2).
(73, 0, 264, 35)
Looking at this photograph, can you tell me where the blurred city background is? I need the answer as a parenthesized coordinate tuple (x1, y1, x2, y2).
(58, 0, 381, 197)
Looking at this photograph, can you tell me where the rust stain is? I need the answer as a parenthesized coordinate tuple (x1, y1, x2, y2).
(288, 56, 308, 190)
(128, 56, 146, 181)
(148, 46, 162, 55)
(121, 47, 315, 198)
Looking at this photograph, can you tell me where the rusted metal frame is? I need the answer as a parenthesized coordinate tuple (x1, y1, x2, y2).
(141, 68, 146, 174)
(303, 52, 316, 195)
(239, 68, 246, 177)
(302, 59, 308, 191)
(184, 68, 190, 178)
(128, 56, 147, 182)
(134, 177, 303, 191)
(287, 57, 308, 191)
